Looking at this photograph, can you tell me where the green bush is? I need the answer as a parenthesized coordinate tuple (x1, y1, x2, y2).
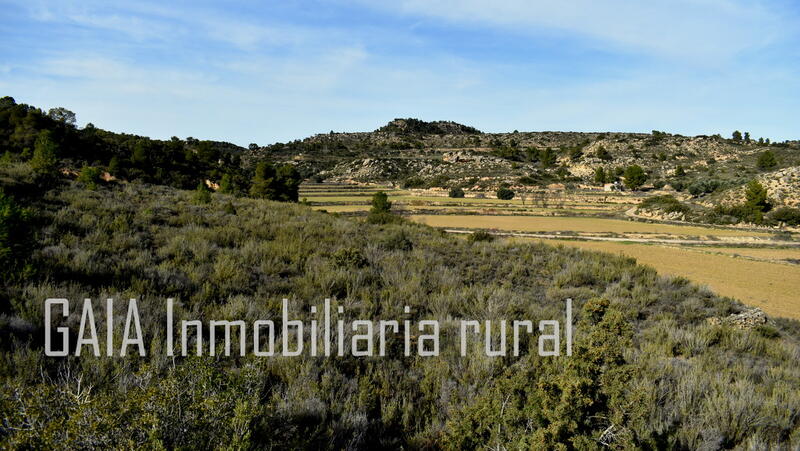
(688, 179, 720, 196)
(467, 230, 494, 242)
(496, 187, 515, 200)
(448, 187, 465, 198)
(744, 179, 770, 212)
(370, 191, 391, 213)
(639, 195, 690, 214)
(193, 182, 212, 204)
(768, 207, 800, 226)
(0, 190, 33, 280)
(401, 177, 426, 189)
(757, 150, 777, 170)
(77, 165, 103, 190)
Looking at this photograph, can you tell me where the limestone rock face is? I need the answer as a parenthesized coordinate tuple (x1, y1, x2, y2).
(715, 166, 800, 207)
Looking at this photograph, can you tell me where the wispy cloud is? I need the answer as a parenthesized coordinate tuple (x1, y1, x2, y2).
(1, 0, 798, 143)
(360, 0, 789, 61)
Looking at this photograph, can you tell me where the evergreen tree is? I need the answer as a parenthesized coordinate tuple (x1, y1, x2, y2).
(249, 162, 275, 199)
(745, 180, 770, 212)
(732, 130, 743, 142)
(594, 167, 607, 185)
(108, 155, 121, 176)
(219, 173, 235, 194)
(275, 164, 301, 202)
(623, 165, 647, 190)
(30, 130, 58, 176)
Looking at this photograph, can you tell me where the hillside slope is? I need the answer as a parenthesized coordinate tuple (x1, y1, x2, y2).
(1, 168, 799, 448)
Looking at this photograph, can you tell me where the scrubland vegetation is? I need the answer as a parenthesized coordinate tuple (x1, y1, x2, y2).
(2, 98, 800, 448)
(1, 160, 800, 448)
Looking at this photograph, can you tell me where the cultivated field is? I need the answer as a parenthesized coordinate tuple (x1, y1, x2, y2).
(509, 238, 800, 319)
(302, 182, 800, 320)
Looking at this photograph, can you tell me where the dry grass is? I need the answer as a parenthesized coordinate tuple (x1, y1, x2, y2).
(510, 238, 800, 319)
(410, 214, 773, 237)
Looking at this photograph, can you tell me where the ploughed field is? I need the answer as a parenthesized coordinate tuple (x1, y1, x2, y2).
(302, 182, 800, 319)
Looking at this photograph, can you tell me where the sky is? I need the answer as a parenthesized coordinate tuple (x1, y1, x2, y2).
(1, 0, 798, 146)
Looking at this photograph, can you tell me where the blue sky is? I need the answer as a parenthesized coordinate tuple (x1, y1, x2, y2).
(1, 0, 798, 145)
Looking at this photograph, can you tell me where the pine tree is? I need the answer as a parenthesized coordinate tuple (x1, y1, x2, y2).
(219, 173, 235, 194)
(30, 131, 58, 176)
(745, 180, 770, 212)
(594, 167, 607, 185)
(623, 165, 647, 190)
(249, 162, 275, 199)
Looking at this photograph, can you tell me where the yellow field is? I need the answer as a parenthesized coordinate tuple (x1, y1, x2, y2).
(410, 214, 773, 237)
(512, 238, 800, 320)
(304, 184, 798, 319)
(695, 246, 800, 262)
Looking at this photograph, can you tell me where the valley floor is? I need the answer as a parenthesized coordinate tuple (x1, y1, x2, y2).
(302, 183, 800, 319)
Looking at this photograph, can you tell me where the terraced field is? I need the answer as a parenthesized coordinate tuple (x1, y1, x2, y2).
(302, 182, 800, 319)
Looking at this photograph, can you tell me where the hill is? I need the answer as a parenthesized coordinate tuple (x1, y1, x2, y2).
(1, 160, 800, 448)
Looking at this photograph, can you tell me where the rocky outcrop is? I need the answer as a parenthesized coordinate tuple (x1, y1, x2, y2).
(707, 308, 767, 329)
(714, 166, 800, 207)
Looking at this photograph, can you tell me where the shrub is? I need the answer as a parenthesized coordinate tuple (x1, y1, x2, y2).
(401, 177, 426, 189)
(467, 230, 494, 242)
(193, 182, 212, 204)
(768, 207, 800, 226)
(757, 150, 777, 170)
(77, 166, 103, 190)
(496, 187, 515, 200)
(713, 204, 763, 224)
(0, 190, 33, 280)
(332, 247, 368, 268)
(377, 229, 413, 251)
(639, 195, 690, 214)
(688, 179, 720, 196)
(596, 146, 612, 161)
(370, 191, 391, 213)
(448, 187, 465, 198)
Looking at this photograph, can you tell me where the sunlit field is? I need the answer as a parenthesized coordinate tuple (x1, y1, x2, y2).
(508, 238, 800, 319)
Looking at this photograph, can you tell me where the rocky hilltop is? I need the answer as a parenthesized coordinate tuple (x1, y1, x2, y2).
(247, 119, 799, 207)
